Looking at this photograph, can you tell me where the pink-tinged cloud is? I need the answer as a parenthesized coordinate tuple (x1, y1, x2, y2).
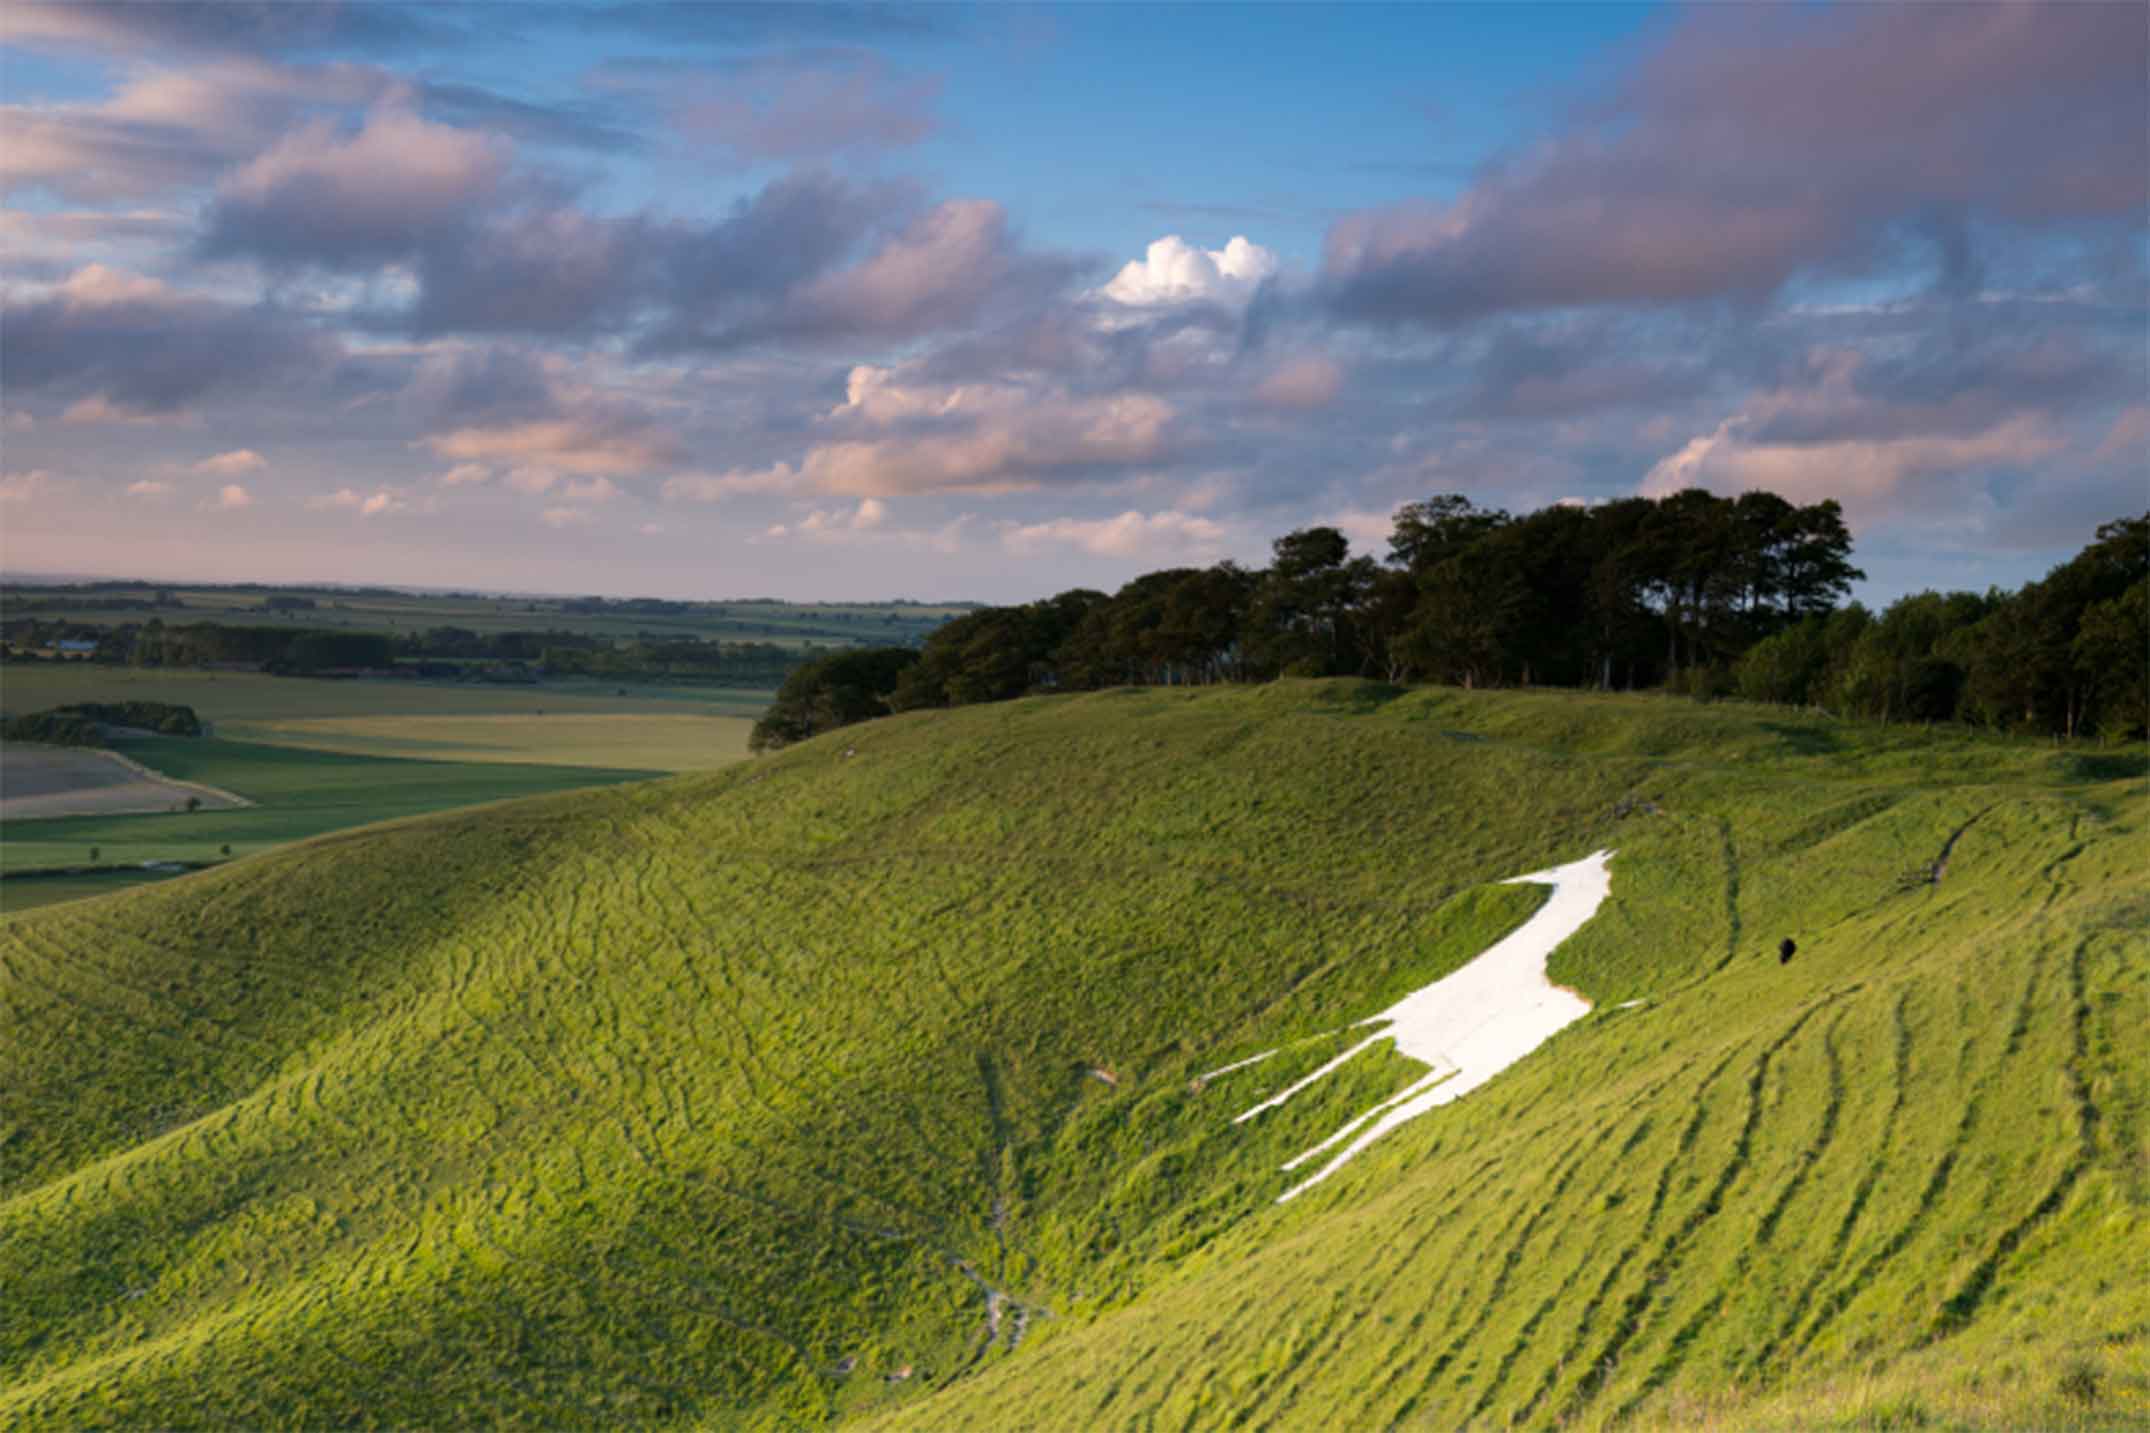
(0, 470, 58, 504)
(426, 420, 673, 476)
(1323, 2, 2149, 321)
(1, 56, 384, 202)
(1256, 355, 1344, 410)
(661, 466, 800, 502)
(538, 507, 589, 529)
(1643, 414, 2065, 515)
(60, 396, 198, 427)
(203, 95, 509, 267)
(786, 367, 1177, 497)
(190, 448, 266, 477)
(758, 505, 975, 554)
(793, 200, 1013, 336)
(437, 463, 491, 486)
(125, 479, 174, 498)
(308, 486, 427, 517)
(2093, 406, 2150, 466)
(1639, 345, 2078, 516)
(647, 182, 1087, 352)
(211, 483, 253, 510)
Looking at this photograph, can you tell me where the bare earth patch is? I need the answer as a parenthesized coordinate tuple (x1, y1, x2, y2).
(0, 745, 249, 822)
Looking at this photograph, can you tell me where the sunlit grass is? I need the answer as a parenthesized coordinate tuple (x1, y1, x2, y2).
(1, 681, 2140, 1429)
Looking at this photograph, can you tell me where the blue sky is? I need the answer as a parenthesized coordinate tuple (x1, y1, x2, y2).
(1, 2, 2142, 603)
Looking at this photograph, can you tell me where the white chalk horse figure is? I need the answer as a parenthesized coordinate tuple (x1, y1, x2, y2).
(1221, 850, 1615, 1203)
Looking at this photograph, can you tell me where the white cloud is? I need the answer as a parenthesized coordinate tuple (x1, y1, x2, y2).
(308, 485, 431, 517)
(1000, 508, 1227, 560)
(759, 507, 973, 554)
(191, 448, 267, 477)
(1101, 235, 1278, 307)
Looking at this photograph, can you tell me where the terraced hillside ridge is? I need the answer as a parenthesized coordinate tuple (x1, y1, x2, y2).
(1, 682, 2143, 1430)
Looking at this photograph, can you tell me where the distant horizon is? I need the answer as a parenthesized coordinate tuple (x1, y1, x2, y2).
(2, 488, 2134, 615)
(0, 566, 986, 609)
(4, 2, 2142, 607)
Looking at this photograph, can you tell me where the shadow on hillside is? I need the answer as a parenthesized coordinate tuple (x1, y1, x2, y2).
(1760, 722, 1844, 756)
(1320, 681, 1409, 714)
(2055, 750, 2149, 783)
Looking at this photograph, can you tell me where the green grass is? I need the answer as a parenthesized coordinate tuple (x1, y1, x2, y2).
(0, 681, 2142, 1429)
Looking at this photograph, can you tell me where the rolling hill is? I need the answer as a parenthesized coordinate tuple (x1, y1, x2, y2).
(2, 681, 2143, 1429)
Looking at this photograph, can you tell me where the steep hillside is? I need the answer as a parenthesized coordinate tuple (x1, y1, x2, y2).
(2, 682, 2143, 1429)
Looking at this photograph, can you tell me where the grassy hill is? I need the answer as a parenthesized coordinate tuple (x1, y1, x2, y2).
(1, 682, 2142, 1429)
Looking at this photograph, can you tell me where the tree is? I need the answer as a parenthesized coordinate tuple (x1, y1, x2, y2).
(2074, 578, 2148, 740)
(749, 647, 921, 751)
(1395, 546, 1529, 689)
(1957, 515, 2146, 736)
(1245, 528, 1374, 677)
(1387, 495, 1509, 575)
(891, 591, 1105, 710)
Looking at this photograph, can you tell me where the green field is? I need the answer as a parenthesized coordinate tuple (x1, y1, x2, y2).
(4, 585, 967, 648)
(0, 666, 774, 723)
(1, 682, 2142, 1429)
(0, 738, 654, 876)
(1, 668, 758, 912)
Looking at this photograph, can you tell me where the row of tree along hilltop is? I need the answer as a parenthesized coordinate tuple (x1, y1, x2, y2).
(752, 491, 2147, 751)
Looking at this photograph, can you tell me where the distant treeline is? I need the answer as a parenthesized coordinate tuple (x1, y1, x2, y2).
(5, 594, 184, 614)
(538, 638, 799, 685)
(4, 580, 408, 598)
(2, 701, 202, 745)
(1, 616, 808, 687)
(751, 493, 2147, 750)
